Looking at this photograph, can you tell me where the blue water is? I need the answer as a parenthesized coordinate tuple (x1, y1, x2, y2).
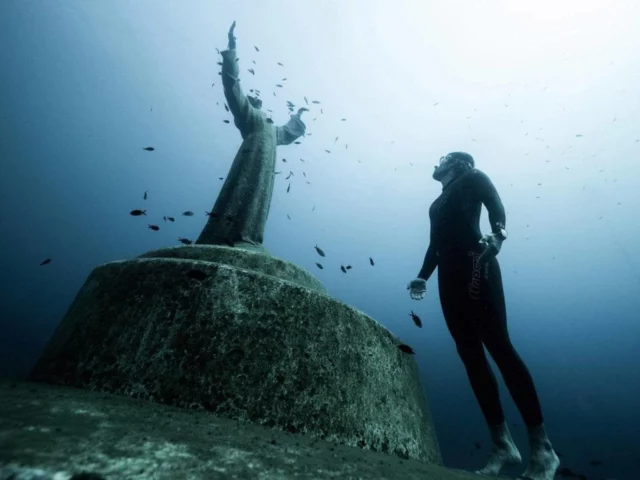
(1, 2, 639, 479)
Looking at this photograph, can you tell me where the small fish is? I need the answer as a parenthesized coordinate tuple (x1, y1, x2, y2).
(294, 141, 301, 144)
(334, 136, 339, 143)
(312, 205, 316, 211)
(282, 158, 287, 162)
(274, 171, 281, 175)
(266, 118, 274, 124)
(575, 134, 583, 137)
(163, 216, 167, 222)
(143, 147, 155, 151)
(211, 83, 215, 88)
(186, 269, 208, 281)
(304, 97, 308, 104)
(345, 144, 348, 149)
(312, 100, 320, 104)
(166, 216, 175, 222)
(130, 209, 146, 216)
(320, 108, 323, 114)
(369, 257, 374, 266)
(325, 149, 331, 154)
(276, 84, 283, 88)
(409, 310, 422, 328)
(40, 258, 51, 266)
(223, 120, 230, 123)
(300, 159, 305, 163)
(305, 181, 311, 184)
(277, 62, 284, 66)
(182, 211, 194, 216)
(219, 177, 224, 180)
(148, 224, 159, 231)
(345, 265, 352, 270)
(315, 262, 324, 269)
(143, 190, 148, 200)
(340, 265, 347, 273)
(287, 214, 291, 220)
(224, 238, 235, 247)
(397, 344, 415, 354)
(178, 237, 192, 245)
(217, 61, 222, 66)
(433, 102, 439, 106)
(205, 211, 219, 218)
(286, 183, 291, 193)
(254, 45, 259, 52)
(302, 171, 306, 177)
(282, 77, 287, 81)
(248, 68, 255, 75)
(314, 245, 325, 257)
(341, 118, 346, 121)
(224, 103, 229, 112)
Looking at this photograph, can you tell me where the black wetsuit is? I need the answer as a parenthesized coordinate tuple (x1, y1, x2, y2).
(418, 168, 543, 427)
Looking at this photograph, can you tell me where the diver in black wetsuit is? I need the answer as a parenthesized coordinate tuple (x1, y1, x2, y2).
(407, 152, 560, 480)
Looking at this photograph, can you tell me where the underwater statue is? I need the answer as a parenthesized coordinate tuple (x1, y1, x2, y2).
(196, 21, 308, 249)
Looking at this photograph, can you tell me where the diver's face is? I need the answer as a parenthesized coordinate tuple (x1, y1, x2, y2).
(432, 155, 456, 180)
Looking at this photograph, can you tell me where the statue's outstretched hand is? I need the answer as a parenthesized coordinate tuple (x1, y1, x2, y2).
(227, 21, 237, 50)
(407, 278, 427, 300)
(295, 107, 309, 118)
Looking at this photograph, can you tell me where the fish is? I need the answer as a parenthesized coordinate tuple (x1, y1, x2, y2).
(40, 258, 51, 266)
(315, 262, 324, 269)
(300, 159, 305, 163)
(217, 61, 222, 66)
(277, 62, 284, 66)
(409, 310, 422, 328)
(325, 149, 331, 154)
(320, 108, 323, 114)
(286, 183, 291, 193)
(341, 118, 346, 121)
(248, 68, 255, 75)
(148, 224, 159, 231)
(302, 172, 306, 177)
(143, 190, 148, 200)
(576, 134, 583, 137)
(334, 136, 339, 143)
(254, 45, 259, 52)
(345, 144, 348, 149)
(224, 103, 229, 111)
(276, 84, 283, 88)
(143, 147, 155, 151)
(178, 237, 192, 245)
(340, 265, 347, 273)
(287, 214, 291, 220)
(274, 171, 281, 175)
(163, 216, 167, 222)
(305, 181, 311, 184)
(182, 211, 194, 216)
(219, 177, 224, 180)
(346, 265, 352, 270)
(282, 77, 287, 81)
(266, 118, 274, 124)
(314, 245, 325, 257)
(294, 141, 301, 144)
(186, 269, 208, 281)
(304, 97, 308, 104)
(205, 211, 219, 218)
(223, 120, 230, 123)
(397, 344, 415, 354)
(369, 257, 374, 266)
(312, 205, 316, 211)
(167, 216, 175, 222)
(282, 158, 287, 162)
(130, 209, 146, 216)
(312, 100, 320, 104)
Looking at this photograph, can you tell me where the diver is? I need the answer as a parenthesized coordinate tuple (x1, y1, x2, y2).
(407, 152, 560, 480)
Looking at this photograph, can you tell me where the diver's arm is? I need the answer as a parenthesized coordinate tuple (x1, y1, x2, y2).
(475, 170, 506, 233)
(417, 243, 438, 281)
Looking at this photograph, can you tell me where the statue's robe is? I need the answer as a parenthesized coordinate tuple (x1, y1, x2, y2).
(197, 48, 306, 247)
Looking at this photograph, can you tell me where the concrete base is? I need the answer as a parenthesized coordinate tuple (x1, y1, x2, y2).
(0, 381, 488, 480)
(28, 246, 441, 464)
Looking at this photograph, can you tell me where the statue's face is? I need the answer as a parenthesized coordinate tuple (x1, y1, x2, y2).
(247, 96, 262, 109)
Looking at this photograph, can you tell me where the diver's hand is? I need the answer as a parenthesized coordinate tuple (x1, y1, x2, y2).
(407, 278, 427, 300)
(227, 21, 237, 50)
(478, 233, 503, 265)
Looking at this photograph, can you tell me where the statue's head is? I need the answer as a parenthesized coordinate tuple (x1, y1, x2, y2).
(247, 95, 262, 109)
(432, 152, 474, 182)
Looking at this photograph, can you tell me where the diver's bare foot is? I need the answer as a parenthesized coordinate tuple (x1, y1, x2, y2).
(520, 443, 560, 480)
(475, 440, 522, 476)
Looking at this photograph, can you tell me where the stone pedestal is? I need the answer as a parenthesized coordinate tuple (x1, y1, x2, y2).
(29, 245, 442, 464)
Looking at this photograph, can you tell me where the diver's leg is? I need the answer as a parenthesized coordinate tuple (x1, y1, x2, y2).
(438, 263, 521, 476)
(479, 258, 559, 480)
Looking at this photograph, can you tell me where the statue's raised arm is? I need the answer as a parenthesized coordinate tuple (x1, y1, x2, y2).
(220, 21, 252, 134)
(277, 108, 308, 146)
